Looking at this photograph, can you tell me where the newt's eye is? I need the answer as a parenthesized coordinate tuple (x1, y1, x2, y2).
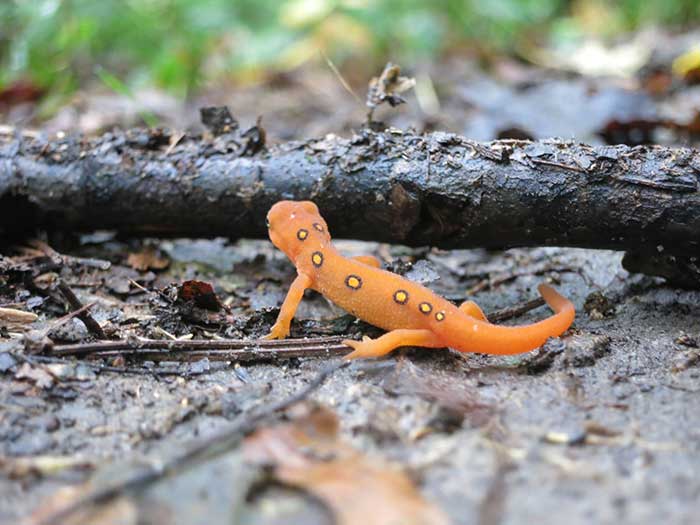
(265, 217, 270, 228)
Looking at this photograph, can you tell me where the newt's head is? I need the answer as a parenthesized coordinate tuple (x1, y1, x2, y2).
(266, 200, 330, 261)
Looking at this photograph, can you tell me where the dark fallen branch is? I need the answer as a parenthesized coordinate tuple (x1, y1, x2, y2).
(0, 128, 698, 259)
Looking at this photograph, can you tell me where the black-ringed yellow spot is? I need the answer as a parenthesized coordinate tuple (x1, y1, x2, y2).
(345, 274, 362, 290)
(393, 290, 409, 305)
(312, 223, 324, 232)
(311, 251, 324, 267)
(435, 311, 445, 322)
(297, 228, 309, 241)
(419, 302, 433, 315)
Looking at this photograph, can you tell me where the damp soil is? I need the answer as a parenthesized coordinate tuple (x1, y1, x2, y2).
(1, 238, 698, 525)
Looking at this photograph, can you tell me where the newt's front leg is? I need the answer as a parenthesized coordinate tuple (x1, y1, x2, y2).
(343, 329, 444, 360)
(265, 273, 312, 339)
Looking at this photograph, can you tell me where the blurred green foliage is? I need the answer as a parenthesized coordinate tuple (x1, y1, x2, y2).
(1, 0, 699, 98)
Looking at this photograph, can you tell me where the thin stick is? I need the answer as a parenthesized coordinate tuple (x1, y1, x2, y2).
(25, 354, 208, 377)
(49, 296, 545, 361)
(57, 281, 107, 339)
(488, 297, 546, 323)
(51, 335, 350, 358)
(31, 361, 350, 525)
(49, 302, 97, 329)
(321, 50, 363, 105)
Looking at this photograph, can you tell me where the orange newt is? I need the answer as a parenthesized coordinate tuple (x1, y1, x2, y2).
(265, 200, 575, 359)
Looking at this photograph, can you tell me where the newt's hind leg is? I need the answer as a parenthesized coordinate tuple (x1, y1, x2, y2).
(343, 329, 444, 360)
(459, 300, 488, 322)
(352, 255, 382, 268)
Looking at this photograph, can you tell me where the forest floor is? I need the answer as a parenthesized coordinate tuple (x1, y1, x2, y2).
(1, 28, 699, 525)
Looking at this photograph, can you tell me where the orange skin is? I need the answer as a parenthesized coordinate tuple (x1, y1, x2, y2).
(265, 201, 575, 359)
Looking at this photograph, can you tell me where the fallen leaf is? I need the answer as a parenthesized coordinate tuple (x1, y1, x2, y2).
(243, 405, 449, 525)
(0, 80, 45, 107)
(366, 62, 416, 113)
(0, 306, 38, 324)
(15, 362, 54, 389)
(26, 490, 137, 525)
(1, 455, 94, 479)
(239, 116, 266, 156)
(177, 280, 222, 311)
(383, 359, 495, 429)
(672, 47, 700, 81)
(200, 105, 239, 135)
(127, 246, 170, 271)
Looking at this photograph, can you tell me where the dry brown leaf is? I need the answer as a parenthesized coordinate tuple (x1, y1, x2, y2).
(383, 359, 495, 429)
(1, 455, 94, 479)
(177, 280, 222, 311)
(366, 62, 416, 113)
(15, 362, 54, 389)
(25, 489, 137, 525)
(127, 247, 169, 271)
(0, 306, 38, 324)
(244, 405, 449, 525)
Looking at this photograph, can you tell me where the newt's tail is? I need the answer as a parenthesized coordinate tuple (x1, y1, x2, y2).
(441, 284, 575, 355)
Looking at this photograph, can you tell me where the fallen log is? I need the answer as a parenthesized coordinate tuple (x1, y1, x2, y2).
(1, 125, 698, 260)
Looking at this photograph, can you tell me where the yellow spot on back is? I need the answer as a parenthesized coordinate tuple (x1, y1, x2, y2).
(312, 252, 323, 266)
(435, 311, 445, 321)
(347, 276, 360, 288)
(393, 290, 409, 304)
(297, 229, 308, 240)
(419, 302, 433, 314)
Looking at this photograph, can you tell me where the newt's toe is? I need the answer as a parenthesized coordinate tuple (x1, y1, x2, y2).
(342, 338, 383, 359)
(264, 323, 289, 340)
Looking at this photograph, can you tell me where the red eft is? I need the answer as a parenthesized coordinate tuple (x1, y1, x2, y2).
(265, 200, 575, 359)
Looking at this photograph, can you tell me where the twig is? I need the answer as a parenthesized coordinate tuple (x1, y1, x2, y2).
(321, 50, 362, 105)
(49, 296, 547, 362)
(47, 302, 98, 332)
(488, 297, 546, 323)
(24, 354, 209, 377)
(51, 336, 351, 361)
(466, 266, 577, 295)
(57, 281, 107, 339)
(24, 239, 111, 270)
(22, 301, 98, 354)
(32, 360, 350, 525)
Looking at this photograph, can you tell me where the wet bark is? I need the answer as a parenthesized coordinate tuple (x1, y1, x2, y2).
(1, 127, 699, 259)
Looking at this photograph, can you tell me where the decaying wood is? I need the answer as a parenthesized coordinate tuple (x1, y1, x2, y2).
(1, 126, 698, 258)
